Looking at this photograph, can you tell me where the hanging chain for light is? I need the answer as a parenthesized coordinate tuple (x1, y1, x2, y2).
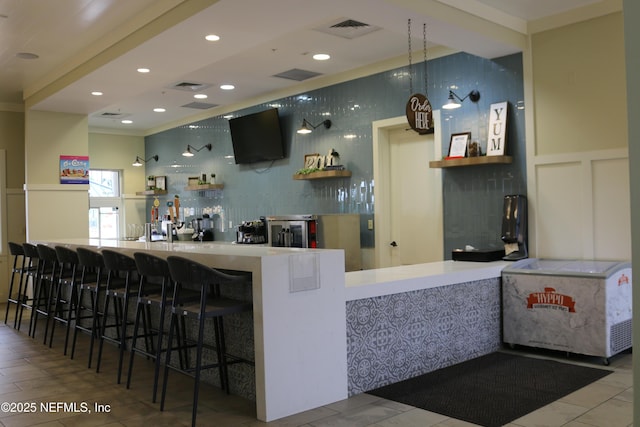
(423, 23, 428, 97)
(407, 18, 413, 95)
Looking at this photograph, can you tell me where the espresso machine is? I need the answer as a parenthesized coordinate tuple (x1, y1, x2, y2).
(236, 217, 267, 244)
(501, 194, 528, 260)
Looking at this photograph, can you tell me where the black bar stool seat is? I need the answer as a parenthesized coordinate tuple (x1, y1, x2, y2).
(4, 242, 31, 328)
(127, 252, 186, 403)
(161, 255, 253, 427)
(30, 244, 60, 341)
(18, 243, 41, 332)
(71, 247, 107, 368)
(47, 246, 80, 354)
(96, 249, 141, 384)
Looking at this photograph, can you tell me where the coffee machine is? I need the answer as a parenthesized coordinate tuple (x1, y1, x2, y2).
(236, 217, 267, 244)
(501, 194, 528, 260)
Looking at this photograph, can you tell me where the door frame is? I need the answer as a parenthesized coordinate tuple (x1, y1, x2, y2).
(372, 111, 443, 268)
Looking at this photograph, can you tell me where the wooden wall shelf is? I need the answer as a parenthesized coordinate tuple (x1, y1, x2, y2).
(136, 189, 168, 196)
(184, 184, 224, 191)
(293, 170, 352, 180)
(429, 155, 512, 168)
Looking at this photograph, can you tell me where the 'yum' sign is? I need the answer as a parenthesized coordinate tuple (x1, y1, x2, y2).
(487, 101, 508, 156)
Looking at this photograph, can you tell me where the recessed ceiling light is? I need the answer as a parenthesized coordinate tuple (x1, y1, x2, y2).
(91, 91, 103, 96)
(205, 34, 220, 41)
(220, 84, 235, 90)
(16, 52, 39, 60)
(194, 94, 208, 99)
(313, 53, 330, 61)
(121, 120, 133, 124)
(153, 108, 166, 112)
(137, 67, 150, 73)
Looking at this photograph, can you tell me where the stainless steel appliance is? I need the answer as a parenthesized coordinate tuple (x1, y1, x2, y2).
(266, 214, 361, 271)
(501, 194, 528, 260)
(236, 218, 267, 244)
(190, 214, 214, 241)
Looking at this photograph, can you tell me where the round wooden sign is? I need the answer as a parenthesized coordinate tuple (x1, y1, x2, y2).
(406, 93, 434, 134)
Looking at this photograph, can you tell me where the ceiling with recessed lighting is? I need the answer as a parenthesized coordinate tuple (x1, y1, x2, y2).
(0, 0, 615, 134)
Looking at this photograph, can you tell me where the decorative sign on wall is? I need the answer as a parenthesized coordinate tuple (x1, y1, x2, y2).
(59, 155, 89, 184)
(405, 93, 434, 134)
(487, 101, 508, 156)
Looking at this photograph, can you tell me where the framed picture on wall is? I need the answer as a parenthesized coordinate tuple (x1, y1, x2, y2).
(155, 175, 166, 190)
(448, 132, 471, 158)
(304, 153, 320, 169)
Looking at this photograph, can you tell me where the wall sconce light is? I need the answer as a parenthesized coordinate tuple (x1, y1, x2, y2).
(132, 155, 159, 167)
(182, 143, 212, 157)
(297, 119, 332, 134)
(442, 90, 481, 110)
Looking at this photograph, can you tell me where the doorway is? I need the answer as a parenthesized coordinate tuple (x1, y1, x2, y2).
(372, 113, 443, 268)
(89, 169, 122, 240)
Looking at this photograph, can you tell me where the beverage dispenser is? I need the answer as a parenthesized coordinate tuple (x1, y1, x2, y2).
(501, 194, 528, 260)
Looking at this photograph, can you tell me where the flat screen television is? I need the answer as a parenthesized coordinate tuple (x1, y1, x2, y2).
(229, 108, 286, 164)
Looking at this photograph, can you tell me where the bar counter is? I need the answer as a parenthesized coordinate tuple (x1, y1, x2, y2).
(40, 239, 510, 420)
(40, 239, 348, 422)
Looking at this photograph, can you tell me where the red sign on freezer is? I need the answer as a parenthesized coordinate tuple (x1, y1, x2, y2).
(526, 287, 576, 312)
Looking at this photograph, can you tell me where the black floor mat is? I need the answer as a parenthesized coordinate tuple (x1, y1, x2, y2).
(367, 352, 612, 427)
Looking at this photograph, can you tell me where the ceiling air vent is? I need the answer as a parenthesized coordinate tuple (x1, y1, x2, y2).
(273, 68, 322, 82)
(181, 102, 218, 110)
(314, 18, 381, 40)
(169, 81, 212, 92)
(95, 111, 130, 119)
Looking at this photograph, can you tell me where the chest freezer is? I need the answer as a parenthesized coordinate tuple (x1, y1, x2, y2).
(502, 259, 632, 363)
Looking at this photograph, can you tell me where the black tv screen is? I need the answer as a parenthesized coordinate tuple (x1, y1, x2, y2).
(229, 108, 286, 164)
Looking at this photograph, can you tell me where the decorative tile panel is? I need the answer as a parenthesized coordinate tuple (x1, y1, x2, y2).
(346, 278, 501, 395)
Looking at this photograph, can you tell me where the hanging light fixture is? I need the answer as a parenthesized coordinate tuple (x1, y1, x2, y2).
(297, 119, 332, 134)
(442, 90, 481, 110)
(182, 144, 212, 157)
(132, 155, 158, 167)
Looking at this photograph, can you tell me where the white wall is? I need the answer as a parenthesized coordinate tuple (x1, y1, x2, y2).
(24, 110, 89, 241)
(528, 12, 630, 260)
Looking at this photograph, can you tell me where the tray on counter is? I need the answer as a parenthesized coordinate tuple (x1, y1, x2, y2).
(452, 248, 505, 262)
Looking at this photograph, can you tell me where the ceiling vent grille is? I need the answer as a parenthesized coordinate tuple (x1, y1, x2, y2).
(273, 68, 322, 82)
(314, 18, 381, 39)
(181, 102, 218, 110)
(169, 81, 211, 92)
(95, 112, 130, 119)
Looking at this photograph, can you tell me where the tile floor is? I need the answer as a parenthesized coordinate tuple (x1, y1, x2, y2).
(0, 302, 633, 427)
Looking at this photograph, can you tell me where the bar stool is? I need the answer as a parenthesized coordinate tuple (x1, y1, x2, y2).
(4, 242, 29, 328)
(18, 243, 41, 332)
(96, 249, 141, 384)
(126, 252, 180, 403)
(47, 246, 80, 354)
(161, 256, 253, 427)
(71, 247, 106, 368)
(30, 244, 60, 341)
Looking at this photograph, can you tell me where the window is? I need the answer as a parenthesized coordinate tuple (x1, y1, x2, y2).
(89, 169, 122, 239)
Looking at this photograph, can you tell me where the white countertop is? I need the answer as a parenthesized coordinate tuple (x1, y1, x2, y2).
(41, 238, 338, 274)
(345, 260, 511, 301)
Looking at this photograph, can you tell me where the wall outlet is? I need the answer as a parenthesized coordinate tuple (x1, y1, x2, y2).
(229, 220, 233, 228)
(367, 219, 374, 230)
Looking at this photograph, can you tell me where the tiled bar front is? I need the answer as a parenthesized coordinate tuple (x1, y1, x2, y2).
(346, 277, 502, 395)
